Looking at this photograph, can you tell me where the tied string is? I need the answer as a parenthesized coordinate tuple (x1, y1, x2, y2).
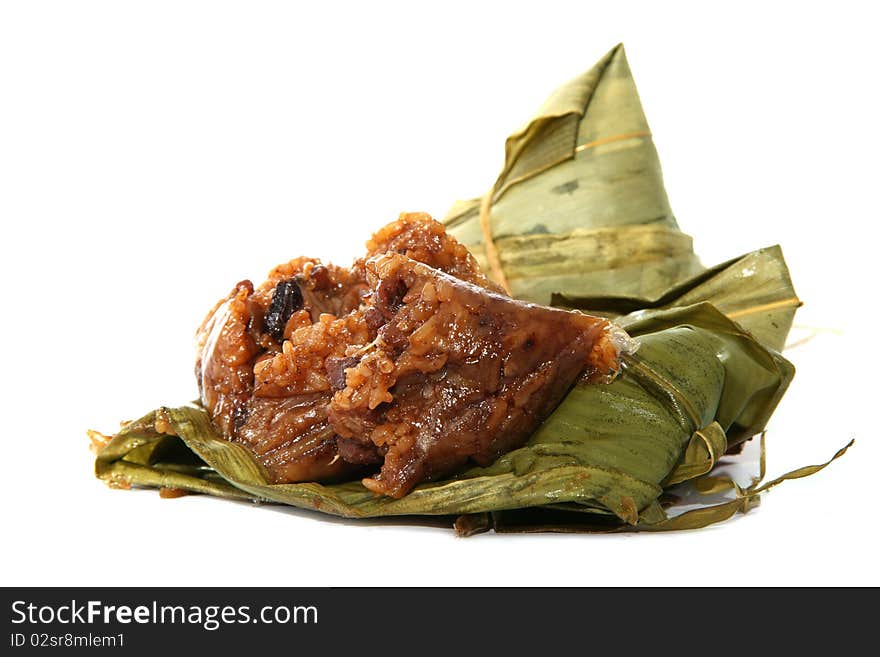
(478, 129, 652, 295)
(479, 190, 511, 294)
(726, 298, 803, 320)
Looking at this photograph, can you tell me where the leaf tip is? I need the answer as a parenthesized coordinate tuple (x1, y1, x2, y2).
(87, 429, 112, 454)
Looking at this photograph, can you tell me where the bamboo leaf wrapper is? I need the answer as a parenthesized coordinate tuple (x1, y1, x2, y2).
(444, 44, 703, 304)
(92, 42, 849, 534)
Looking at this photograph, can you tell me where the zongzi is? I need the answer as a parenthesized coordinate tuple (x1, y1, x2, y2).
(196, 212, 629, 496)
(93, 43, 849, 534)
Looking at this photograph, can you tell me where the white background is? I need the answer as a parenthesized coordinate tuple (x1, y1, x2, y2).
(1, 1, 877, 586)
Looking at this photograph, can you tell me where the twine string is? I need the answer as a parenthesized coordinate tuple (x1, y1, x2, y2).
(478, 189, 511, 293)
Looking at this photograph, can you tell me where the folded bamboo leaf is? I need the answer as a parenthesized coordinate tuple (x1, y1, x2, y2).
(553, 245, 801, 352)
(94, 412, 254, 501)
(620, 437, 853, 533)
(694, 474, 740, 496)
(444, 43, 703, 304)
(663, 421, 727, 486)
(483, 438, 852, 534)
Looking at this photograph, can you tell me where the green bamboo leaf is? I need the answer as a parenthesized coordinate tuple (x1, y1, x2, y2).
(664, 422, 728, 486)
(553, 245, 801, 352)
(693, 474, 739, 496)
(478, 439, 851, 534)
(622, 303, 795, 447)
(632, 439, 854, 532)
(751, 439, 855, 495)
(94, 416, 255, 501)
(443, 46, 798, 353)
(444, 43, 703, 304)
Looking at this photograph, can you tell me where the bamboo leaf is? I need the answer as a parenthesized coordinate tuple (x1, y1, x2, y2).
(631, 439, 854, 532)
(751, 439, 855, 495)
(664, 422, 728, 486)
(554, 245, 801, 352)
(443, 46, 798, 353)
(693, 475, 739, 496)
(94, 417, 255, 501)
(444, 43, 703, 303)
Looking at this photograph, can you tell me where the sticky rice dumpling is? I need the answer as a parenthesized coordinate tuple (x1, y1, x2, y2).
(196, 213, 628, 497)
(93, 44, 847, 534)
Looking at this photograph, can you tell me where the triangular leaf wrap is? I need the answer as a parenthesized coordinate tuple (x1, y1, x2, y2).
(444, 44, 702, 304)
